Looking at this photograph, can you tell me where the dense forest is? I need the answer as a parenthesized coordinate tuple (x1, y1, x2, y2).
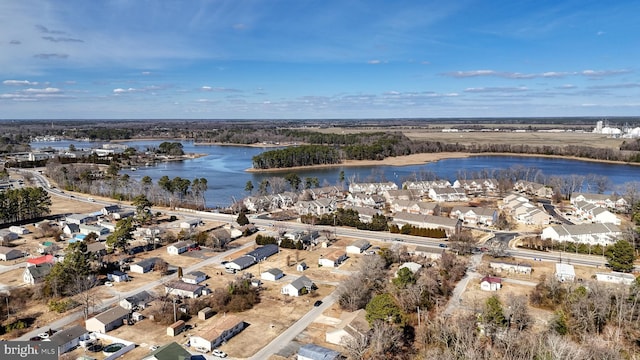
(0, 187, 51, 225)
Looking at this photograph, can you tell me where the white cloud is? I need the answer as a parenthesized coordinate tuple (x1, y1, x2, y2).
(3, 80, 38, 86)
(367, 60, 381, 64)
(23, 87, 61, 93)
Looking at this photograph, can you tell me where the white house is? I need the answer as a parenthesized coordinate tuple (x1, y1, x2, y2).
(180, 218, 201, 229)
(541, 223, 621, 246)
(182, 271, 207, 284)
(167, 240, 194, 255)
(23, 263, 52, 284)
(349, 181, 398, 195)
(188, 315, 247, 352)
(107, 270, 129, 283)
(130, 257, 157, 274)
(449, 206, 498, 226)
(318, 249, 347, 267)
(428, 187, 469, 202)
(85, 306, 130, 333)
(489, 262, 532, 275)
(261, 268, 284, 281)
(346, 239, 371, 254)
(396, 262, 422, 276)
(555, 263, 576, 282)
(119, 291, 153, 310)
(480, 276, 502, 291)
(48, 325, 89, 354)
(595, 272, 636, 285)
(281, 275, 315, 297)
(165, 281, 206, 298)
(8, 225, 29, 235)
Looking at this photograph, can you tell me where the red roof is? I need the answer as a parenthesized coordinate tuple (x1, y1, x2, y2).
(481, 276, 502, 284)
(27, 254, 54, 266)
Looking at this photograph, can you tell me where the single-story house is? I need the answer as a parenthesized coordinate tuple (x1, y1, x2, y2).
(489, 262, 532, 275)
(541, 223, 621, 246)
(182, 270, 207, 284)
(79, 224, 109, 237)
(410, 246, 443, 260)
(85, 306, 130, 333)
(48, 325, 89, 354)
(0, 229, 19, 243)
(297, 344, 341, 360)
(0, 246, 23, 261)
(225, 255, 256, 272)
(119, 290, 153, 310)
(102, 205, 121, 216)
(246, 244, 279, 262)
(107, 270, 129, 283)
(346, 239, 371, 254)
(62, 223, 80, 236)
(325, 309, 369, 346)
(189, 314, 247, 352)
(165, 281, 206, 298)
(23, 263, 53, 284)
(318, 249, 347, 268)
(26, 254, 55, 267)
(281, 275, 315, 297)
(130, 257, 158, 274)
(142, 341, 192, 360)
(167, 241, 194, 255)
(65, 213, 95, 225)
(480, 276, 502, 291)
(555, 263, 576, 282)
(38, 241, 59, 255)
(86, 242, 107, 256)
(396, 262, 422, 276)
(180, 219, 200, 229)
(595, 272, 636, 285)
(261, 268, 284, 281)
(9, 225, 29, 235)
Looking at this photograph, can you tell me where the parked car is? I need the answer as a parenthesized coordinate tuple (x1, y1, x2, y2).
(212, 349, 227, 358)
(438, 243, 447, 248)
(188, 245, 201, 251)
(313, 300, 323, 307)
(149, 345, 159, 351)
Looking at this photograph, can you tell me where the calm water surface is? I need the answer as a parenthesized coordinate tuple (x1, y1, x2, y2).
(32, 140, 640, 208)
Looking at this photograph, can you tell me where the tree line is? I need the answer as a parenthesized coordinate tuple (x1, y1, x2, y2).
(0, 187, 51, 225)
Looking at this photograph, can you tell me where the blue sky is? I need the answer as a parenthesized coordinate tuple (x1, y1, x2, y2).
(1, 0, 639, 119)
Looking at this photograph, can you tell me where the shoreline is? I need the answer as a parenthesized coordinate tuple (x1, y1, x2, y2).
(245, 151, 640, 173)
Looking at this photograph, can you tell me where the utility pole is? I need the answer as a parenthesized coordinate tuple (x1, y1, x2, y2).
(173, 298, 177, 323)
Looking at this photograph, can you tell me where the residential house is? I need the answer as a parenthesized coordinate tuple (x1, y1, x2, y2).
(261, 268, 284, 281)
(342, 205, 382, 223)
(0, 229, 19, 244)
(243, 195, 274, 213)
(86, 242, 107, 257)
(9, 226, 29, 235)
(165, 281, 206, 298)
(48, 325, 89, 354)
(349, 181, 398, 195)
(595, 272, 636, 285)
(325, 309, 369, 346)
(297, 344, 341, 360)
(295, 198, 337, 216)
(189, 314, 247, 352)
(62, 223, 80, 236)
(142, 341, 193, 360)
(119, 290, 153, 310)
(225, 255, 256, 273)
(101, 205, 121, 216)
(38, 241, 59, 255)
(489, 262, 532, 275)
(570, 192, 628, 211)
(428, 187, 469, 202)
(346, 239, 371, 254)
(65, 213, 95, 225)
(130, 257, 158, 274)
(450, 206, 498, 226)
(79, 224, 109, 237)
(26, 254, 55, 267)
(318, 249, 347, 267)
(167, 241, 194, 255)
(303, 186, 344, 200)
(180, 219, 201, 229)
(347, 193, 386, 209)
(453, 179, 498, 195)
(402, 180, 452, 196)
(383, 189, 417, 202)
(513, 180, 553, 198)
(85, 306, 130, 333)
(480, 276, 502, 291)
(397, 262, 422, 276)
(516, 206, 551, 226)
(0, 246, 23, 261)
(541, 223, 621, 246)
(573, 201, 620, 224)
(23, 263, 53, 284)
(112, 209, 134, 220)
(182, 271, 207, 284)
(555, 263, 576, 282)
(591, 207, 621, 225)
(107, 270, 129, 283)
(410, 246, 443, 260)
(392, 212, 462, 237)
(281, 275, 315, 297)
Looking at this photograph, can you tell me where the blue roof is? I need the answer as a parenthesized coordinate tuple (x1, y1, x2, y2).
(247, 244, 278, 261)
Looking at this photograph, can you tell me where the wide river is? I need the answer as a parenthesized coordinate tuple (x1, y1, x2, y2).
(32, 140, 640, 208)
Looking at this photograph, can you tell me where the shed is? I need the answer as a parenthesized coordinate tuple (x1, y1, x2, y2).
(166, 320, 186, 337)
(261, 268, 284, 281)
(346, 239, 371, 254)
(480, 276, 502, 291)
(198, 307, 214, 320)
(296, 262, 308, 272)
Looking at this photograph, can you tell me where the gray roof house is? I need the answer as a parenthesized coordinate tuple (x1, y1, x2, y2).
(182, 270, 207, 284)
(142, 341, 192, 360)
(261, 268, 285, 281)
(85, 306, 130, 333)
(48, 325, 89, 354)
(281, 275, 315, 297)
(119, 290, 153, 310)
(225, 255, 256, 272)
(247, 244, 279, 261)
(130, 257, 158, 274)
(0, 246, 23, 261)
(23, 263, 53, 284)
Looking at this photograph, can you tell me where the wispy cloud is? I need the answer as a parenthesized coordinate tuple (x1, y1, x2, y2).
(3, 80, 39, 86)
(9, 40, 21, 45)
(200, 86, 241, 93)
(587, 83, 640, 90)
(112, 85, 167, 94)
(464, 86, 528, 93)
(41, 36, 83, 43)
(0, 87, 68, 101)
(33, 53, 69, 60)
(35, 24, 66, 35)
(443, 69, 631, 79)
